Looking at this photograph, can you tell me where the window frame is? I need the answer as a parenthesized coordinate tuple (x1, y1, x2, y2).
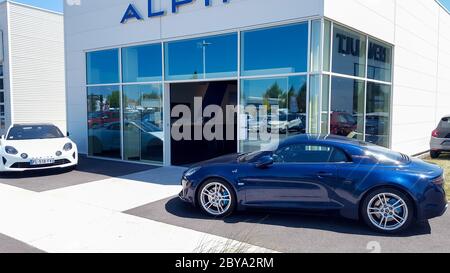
(272, 143, 353, 164)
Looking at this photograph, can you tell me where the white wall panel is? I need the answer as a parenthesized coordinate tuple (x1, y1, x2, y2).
(8, 2, 66, 132)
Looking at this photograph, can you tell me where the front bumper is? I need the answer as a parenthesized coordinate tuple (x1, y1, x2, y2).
(0, 151, 78, 172)
(179, 176, 196, 205)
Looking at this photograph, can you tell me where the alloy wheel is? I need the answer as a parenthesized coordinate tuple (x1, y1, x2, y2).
(367, 192, 409, 231)
(199, 182, 232, 216)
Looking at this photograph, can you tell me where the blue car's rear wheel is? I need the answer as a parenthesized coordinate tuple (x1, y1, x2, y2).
(362, 188, 414, 234)
(197, 179, 236, 217)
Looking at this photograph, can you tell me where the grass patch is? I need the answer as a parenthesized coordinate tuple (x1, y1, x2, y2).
(424, 153, 450, 200)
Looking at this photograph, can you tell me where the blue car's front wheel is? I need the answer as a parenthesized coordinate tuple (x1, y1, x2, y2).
(197, 179, 236, 217)
(362, 188, 414, 234)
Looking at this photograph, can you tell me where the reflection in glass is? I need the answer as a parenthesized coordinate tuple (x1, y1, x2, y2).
(323, 20, 332, 72)
(165, 33, 237, 80)
(86, 49, 119, 84)
(308, 75, 320, 134)
(366, 82, 391, 147)
(368, 39, 392, 82)
(310, 20, 322, 72)
(122, 44, 162, 83)
(87, 86, 121, 158)
(332, 25, 366, 77)
(123, 84, 163, 163)
(242, 23, 308, 76)
(240, 76, 307, 152)
(330, 77, 365, 140)
(321, 75, 330, 134)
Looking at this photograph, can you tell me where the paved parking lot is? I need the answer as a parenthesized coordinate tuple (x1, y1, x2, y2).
(126, 197, 450, 253)
(0, 156, 155, 192)
(0, 156, 449, 253)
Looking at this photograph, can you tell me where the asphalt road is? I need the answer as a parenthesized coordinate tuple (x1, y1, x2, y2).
(126, 197, 450, 253)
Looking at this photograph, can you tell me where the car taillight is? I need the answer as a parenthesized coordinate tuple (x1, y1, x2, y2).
(431, 176, 444, 185)
(432, 129, 439, 138)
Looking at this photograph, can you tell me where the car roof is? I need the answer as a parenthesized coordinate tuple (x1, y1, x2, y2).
(12, 123, 56, 127)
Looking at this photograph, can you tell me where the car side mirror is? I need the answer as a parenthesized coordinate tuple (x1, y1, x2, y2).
(255, 155, 274, 169)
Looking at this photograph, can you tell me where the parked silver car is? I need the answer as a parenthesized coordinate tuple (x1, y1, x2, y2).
(430, 116, 450, 158)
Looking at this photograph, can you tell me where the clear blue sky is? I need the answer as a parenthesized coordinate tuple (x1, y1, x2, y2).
(1, 0, 450, 14)
(1, 0, 63, 12)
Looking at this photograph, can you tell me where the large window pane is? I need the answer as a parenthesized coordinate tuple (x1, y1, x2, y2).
(122, 44, 162, 83)
(0, 79, 3, 90)
(240, 76, 307, 153)
(86, 49, 119, 84)
(87, 86, 121, 158)
(123, 84, 163, 163)
(0, 65, 3, 76)
(366, 82, 391, 147)
(330, 77, 365, 140)
(0, 92, 4, 103)
(165, 33, 237, 80)
(242, 23, 308, 76)
(368, 39, 392, 82)
(332, 25, 366, 77)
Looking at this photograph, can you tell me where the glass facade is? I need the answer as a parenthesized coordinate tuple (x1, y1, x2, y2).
(241, 23, 308, 76)
(123, 84, 163, 163)
(85, 19, 394, 164)
(87, 85, 121, 158)
(86, 49, 120, 85)
(332, 25, 366, 77)
(165, 33, 237, 80)
(240, 76, 307, 153)
(122, 44, 162, 83)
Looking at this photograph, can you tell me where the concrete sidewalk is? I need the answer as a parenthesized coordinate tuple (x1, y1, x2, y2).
(0, 167, 272, 253)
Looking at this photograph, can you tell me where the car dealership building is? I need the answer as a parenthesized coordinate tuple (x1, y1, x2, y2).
(64, 0, 450, 166)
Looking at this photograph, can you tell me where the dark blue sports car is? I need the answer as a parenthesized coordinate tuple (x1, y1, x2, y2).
(179, 135, 448, 233)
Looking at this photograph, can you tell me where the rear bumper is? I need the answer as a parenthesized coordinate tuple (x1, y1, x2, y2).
(418, 183, 448, 220)
(430, 137, 450, 151)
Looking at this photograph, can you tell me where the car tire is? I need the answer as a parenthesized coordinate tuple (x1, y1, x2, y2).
(430, 150, 441, 159)
(197, 179, 236, 218)
(361, 188, 414, 234)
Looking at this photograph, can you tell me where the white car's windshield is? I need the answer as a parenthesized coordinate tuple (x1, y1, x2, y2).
(7, 125, 64, 140)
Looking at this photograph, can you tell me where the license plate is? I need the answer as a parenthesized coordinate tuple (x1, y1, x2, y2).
(30, 158, 55, 166)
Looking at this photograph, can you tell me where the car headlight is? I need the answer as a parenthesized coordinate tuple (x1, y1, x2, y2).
(5, 146, 18, 155)
(185, 167, 201, 177)
(63, 143, 73, 151)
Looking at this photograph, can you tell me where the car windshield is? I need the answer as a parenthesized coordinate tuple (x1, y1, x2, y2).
(7, 125, 64, 140)
(363, 144, 409, 164)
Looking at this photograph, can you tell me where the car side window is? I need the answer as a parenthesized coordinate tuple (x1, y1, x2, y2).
(273, 144, 351, 163)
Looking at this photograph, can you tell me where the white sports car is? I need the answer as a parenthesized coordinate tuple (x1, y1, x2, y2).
(0, 124, 78, 172)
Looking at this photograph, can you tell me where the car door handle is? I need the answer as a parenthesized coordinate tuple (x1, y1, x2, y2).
(316, 172, 334, 178)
